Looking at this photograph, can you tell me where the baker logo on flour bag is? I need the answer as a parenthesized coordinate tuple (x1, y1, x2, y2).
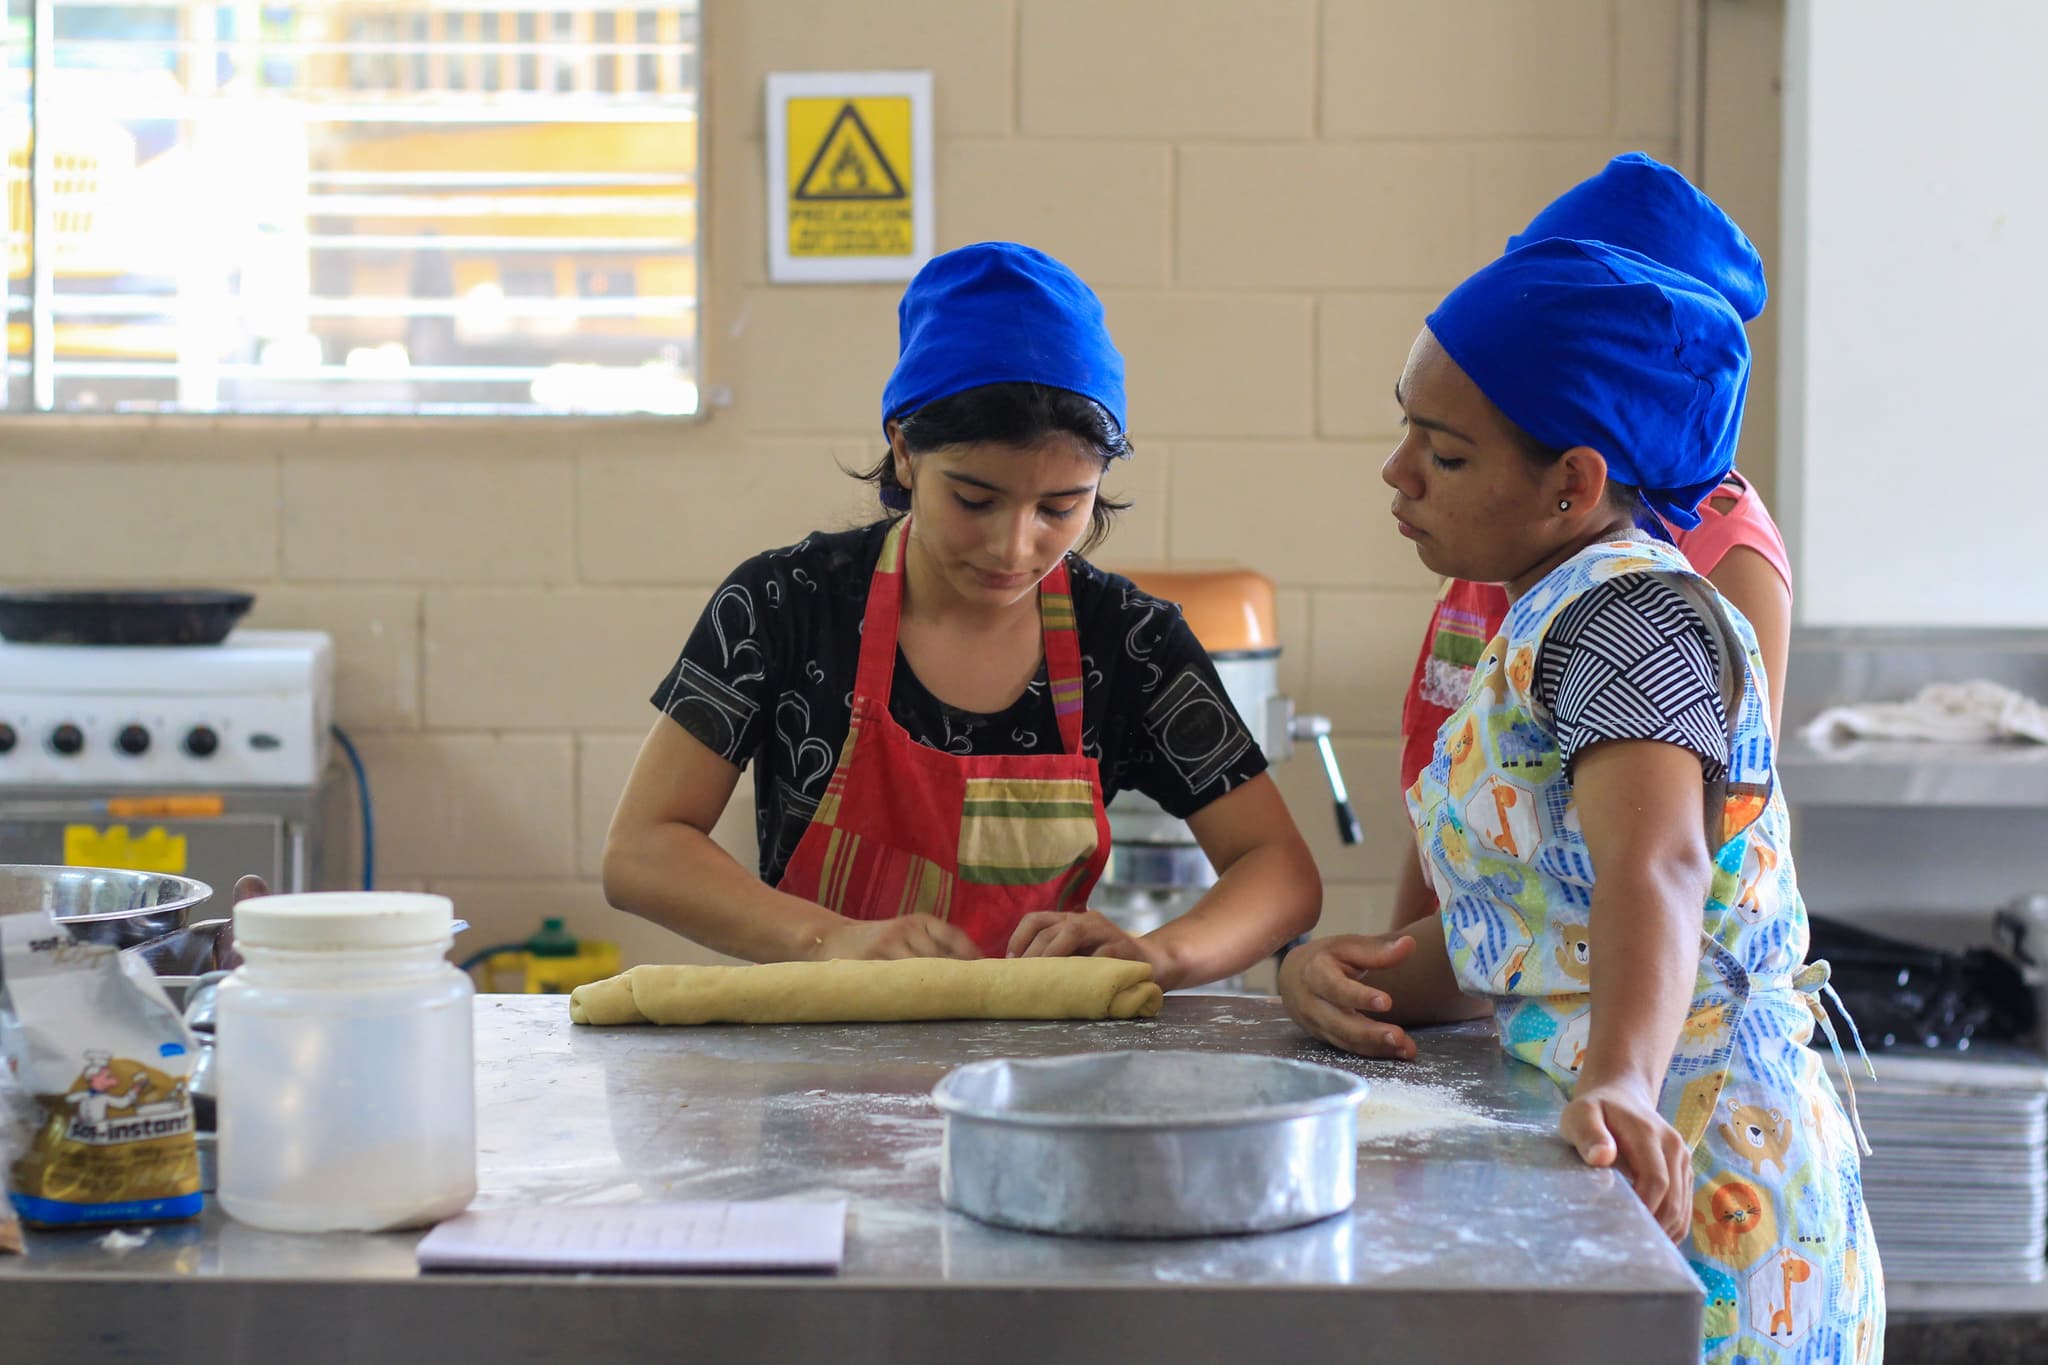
(1, 907, 201, 1227)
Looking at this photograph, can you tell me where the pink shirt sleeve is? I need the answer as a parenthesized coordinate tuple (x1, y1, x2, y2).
(1668, 473, 1793, 597)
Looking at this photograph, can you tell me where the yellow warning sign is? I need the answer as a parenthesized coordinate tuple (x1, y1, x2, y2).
(63, 825, 189, 875)
(785, 96, 913, 257)
(766, 71, 932, 282)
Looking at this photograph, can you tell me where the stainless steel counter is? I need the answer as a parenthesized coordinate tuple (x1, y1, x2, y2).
(1, 995, 1702, 1364)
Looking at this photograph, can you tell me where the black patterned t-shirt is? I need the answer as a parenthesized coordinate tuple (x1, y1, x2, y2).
(651, 519, 1270, 884)
(1534, 572, 1731, 780)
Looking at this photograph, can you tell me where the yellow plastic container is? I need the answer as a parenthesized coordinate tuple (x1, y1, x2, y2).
(473, 918, 620, 995)
(521, 940, 621, 996)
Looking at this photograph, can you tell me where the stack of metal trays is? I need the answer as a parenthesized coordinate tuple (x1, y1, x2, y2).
(1839, 1046, 2048, 1283)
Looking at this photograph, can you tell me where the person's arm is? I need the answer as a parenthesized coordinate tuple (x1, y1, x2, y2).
(1135, 773, 1322, 987)
(1703, 545, 1791, 738)
(1276, 913, 1491, 1059)
(1010, 596, 1319, 986)
(1010, 773, 1320, 990)
(1557, 738, 1713, 1241)
(1390, 835, 1437, 931)
(1531, 574, 1729, 1239)
(602, 719, 979, 962)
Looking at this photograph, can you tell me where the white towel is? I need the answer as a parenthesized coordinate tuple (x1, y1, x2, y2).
(1804, 680, 2048, 748)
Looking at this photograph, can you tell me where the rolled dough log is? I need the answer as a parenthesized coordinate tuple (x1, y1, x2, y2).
(568, 957, 1164, 1026)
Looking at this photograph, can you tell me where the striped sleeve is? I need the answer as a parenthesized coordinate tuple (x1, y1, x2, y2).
(1534, 574, 1729, 780)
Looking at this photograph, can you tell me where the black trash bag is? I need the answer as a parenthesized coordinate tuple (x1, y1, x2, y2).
(1804, 914, 2037, 1053)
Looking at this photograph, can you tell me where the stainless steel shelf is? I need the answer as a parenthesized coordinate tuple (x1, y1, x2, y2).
(1892, 1277, 2048, 1317)
(1778, 739, 2048, 808)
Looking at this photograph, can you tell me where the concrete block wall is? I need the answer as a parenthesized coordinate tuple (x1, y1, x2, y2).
(1, 0, 1728, 971)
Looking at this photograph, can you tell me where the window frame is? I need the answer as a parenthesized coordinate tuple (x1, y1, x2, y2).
(4, 0, 708, 423)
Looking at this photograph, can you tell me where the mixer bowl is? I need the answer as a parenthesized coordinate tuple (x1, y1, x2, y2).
(0, 864, 214, 948)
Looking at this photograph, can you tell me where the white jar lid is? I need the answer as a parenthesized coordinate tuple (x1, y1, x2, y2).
(234, 891, 454, 951)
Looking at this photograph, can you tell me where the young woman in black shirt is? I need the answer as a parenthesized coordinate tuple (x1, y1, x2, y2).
(602, 243, 1320, 990)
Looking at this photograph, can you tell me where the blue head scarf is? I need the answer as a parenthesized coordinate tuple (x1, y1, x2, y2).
(1508, 152, 1767, 323)
(881, 242, 1126, 433)
(1424, 238, 1750, 531)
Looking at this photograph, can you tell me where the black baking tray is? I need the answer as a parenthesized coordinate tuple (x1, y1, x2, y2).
(0, 589, 256, 645)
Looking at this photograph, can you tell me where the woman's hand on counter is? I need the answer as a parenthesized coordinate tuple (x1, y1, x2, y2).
(1559, 1079, 1692, 1241)
(803, 914, 983, 962)
(1276, 934, 1420, 1061)
(1006, 910, 1179, 986)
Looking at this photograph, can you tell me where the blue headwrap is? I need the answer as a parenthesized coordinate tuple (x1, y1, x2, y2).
(1425, 238, 1750, 531)
(1508, 152, 1767, 323)
(881, 242, 1127, 433)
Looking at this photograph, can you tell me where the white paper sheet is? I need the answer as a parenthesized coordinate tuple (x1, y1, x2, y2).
(416, 1200, 847, 1274)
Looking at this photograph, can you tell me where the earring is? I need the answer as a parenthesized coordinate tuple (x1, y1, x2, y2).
(1557, 499, 1571, 511)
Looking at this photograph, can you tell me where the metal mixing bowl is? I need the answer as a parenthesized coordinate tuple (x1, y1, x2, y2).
(0, 864, 215, 948)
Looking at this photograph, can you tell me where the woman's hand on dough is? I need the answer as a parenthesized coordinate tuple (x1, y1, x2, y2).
(1006, 911, 1173, 981)
(1277, 934, 1418, 1061)
(1559, 1079, 1694, 1241)
(804, 914, 982, 962)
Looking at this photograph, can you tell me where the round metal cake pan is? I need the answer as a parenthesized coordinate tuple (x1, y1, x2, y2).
(932, 1049, 1367, 1238)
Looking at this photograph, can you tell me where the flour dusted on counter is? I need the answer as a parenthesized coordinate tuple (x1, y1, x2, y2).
(1355, 1078, 1509, 1143)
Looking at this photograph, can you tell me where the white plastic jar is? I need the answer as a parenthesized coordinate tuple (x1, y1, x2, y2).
(216, 891, 476, 1232)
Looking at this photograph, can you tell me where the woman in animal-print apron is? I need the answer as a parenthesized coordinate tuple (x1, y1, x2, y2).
(1280, 237, 1884, 1362)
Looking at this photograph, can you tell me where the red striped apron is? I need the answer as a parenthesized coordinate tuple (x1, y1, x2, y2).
(775, 518, 1112, 957)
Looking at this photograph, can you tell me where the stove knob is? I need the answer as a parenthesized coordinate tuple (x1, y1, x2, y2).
(50, 724, 84, 756)
(184, 726, 220, 758)
(0, 723, 14, 755)
(117, 725, 151, 757)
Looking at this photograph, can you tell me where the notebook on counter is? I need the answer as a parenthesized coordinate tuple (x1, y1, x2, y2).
(416, 1200, 848, 1274)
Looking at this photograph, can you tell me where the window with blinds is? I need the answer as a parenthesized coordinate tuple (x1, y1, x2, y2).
(3, 0, 699, 416)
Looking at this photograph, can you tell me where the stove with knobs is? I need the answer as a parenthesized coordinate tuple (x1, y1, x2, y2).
(0, 630, 337, 916)
(0, 631, 332, 789)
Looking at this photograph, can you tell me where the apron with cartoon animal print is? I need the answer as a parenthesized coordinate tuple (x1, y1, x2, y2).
(1407, 537, 1885, 1364)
